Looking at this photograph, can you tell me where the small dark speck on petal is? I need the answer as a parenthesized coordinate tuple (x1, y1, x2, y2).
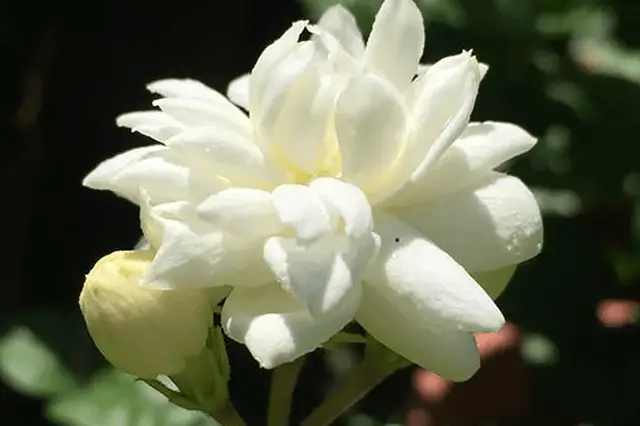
(394, 237, 400, 243)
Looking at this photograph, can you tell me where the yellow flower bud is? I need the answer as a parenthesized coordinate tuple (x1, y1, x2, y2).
(79, 250, 221, 379)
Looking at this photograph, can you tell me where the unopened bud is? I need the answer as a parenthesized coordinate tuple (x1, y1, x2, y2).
(79, 250, 222, 379)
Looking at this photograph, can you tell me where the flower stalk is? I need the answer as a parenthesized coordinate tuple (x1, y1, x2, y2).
(267, 357, 306, 426)
(214, 402, 247, 426)
(300, 340, 409, 426)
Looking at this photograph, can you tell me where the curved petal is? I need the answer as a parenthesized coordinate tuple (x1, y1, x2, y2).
(411, 62, 488, 94)
(227, 74, 250, 110)
(269, 63, 337, 172)
(250, 21, 307, 115)
(387, 121, 537, 205)
(310, 178, 373, 238)
(271, 184, 334, 244)
(357, 284, 480, 381)
(222, 282, 360, 368)
(147, 79, 230, 103)
(471, 265, 517, 300)
(263, 233, 378, 316)
(364, 0, 425, 90)
(317, 4, 365, 58)
(335, 72, 407, 187)
(140, 201, 273, 289)
(196, 188, 284, 238)
(166, 127, 279, 186)
(393, 173, 543, 272)
(366, 213, 504, 332)
(407, 52, 482, 180)
(152, 97, 251, 139)
(82, 146, 175, 204)
(250, 22, 315, 141)
(116, 112, 184, 143)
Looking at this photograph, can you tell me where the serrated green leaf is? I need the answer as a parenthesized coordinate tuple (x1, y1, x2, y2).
(47, 369, 218, 426)
(0, 327, 76, 398)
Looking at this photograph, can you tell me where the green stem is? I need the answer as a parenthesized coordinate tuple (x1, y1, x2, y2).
(300, 355, 398, 426)
(214, 401, 247, 426)
(267, 358, 306, 426)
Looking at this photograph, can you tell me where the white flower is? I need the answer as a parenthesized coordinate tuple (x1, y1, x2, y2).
(83, 0, 542, 381)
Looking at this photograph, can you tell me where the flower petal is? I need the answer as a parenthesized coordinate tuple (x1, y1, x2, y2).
(152, 97, 251, 139)
(407, 62, 489, 106)
(335, 72, 407, 187)
(250, 22, 312, 134)
(317, 5, 365, 58)
(310, 178, 373, 238)
(250, 21, 307, 113)
(196, 188, 284, 238)
(271, 184, 334, 244)
(357, 284, 480, 381)
(393, 173, 543, 272)
(147, 79, 230, 103)
(263, 233, 378, 316)
(408, 52, 482, 180)
(387, 121, 537, 205)
(471, 266, 517, 300)
(269, 62, 337, 172)
(116, 112, 184, 143)
(222, 282, 360, 368)
(166, 127, 278, 186)
(83, 146, 168, 203)
(141, 201, 272, 289)
(364, 0, 425, 90)
(366, 213, 504, 332)
(227, 74, 250, 110)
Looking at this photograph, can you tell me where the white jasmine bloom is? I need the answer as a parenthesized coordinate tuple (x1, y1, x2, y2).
(84, 0, 542, 381)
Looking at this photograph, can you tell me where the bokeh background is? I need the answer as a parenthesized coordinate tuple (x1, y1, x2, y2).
(2, 0, 640, 425)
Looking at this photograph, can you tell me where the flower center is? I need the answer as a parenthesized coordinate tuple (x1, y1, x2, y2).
(270, 146, 343, 185)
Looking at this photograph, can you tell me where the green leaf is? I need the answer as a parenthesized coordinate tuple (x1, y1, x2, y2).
(0, 327, 76, 398)
(47, 369, 219, 426)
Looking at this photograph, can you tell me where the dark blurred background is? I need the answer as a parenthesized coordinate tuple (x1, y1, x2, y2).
(1, 0, 640, 425)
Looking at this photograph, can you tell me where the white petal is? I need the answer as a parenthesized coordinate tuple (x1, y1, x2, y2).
(269, 63, 336, 172)
(116, 112, 184, 143)
(141, 202, 273, 289)
(250, 21, 307, 120)
(147, 79, 230, 103)
(106, 153, 191, 204)
(152, 97, 251, 138)
(196, 188, 283, 238)
(357, 284, 480, 381)
(227, 74, 250, 110)
(271, 184, 334, 244)
(263, 233, 377, 316)
(222, 282, 360, 368)
(167, 128, 278, 186)
(83, 146, 166, 203)
(407, 62, 489, 106)
(364, 0, 425, 90)
(393, 173, 543, 272)
(387, 121, 538, 205)
(414, 62, 489, 82)
(335, 72, 407, 186)
(408, 52, 482, 180)
(309, 177, 373, 238)
(366, 213, 504, 332)
(317, 5, 365, 58)
(471, 265, 517, 300)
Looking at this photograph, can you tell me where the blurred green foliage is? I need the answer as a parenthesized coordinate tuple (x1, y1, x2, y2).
(0, 326, 218, 426)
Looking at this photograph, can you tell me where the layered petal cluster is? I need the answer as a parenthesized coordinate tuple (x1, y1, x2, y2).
(84, 0, 542, 381)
